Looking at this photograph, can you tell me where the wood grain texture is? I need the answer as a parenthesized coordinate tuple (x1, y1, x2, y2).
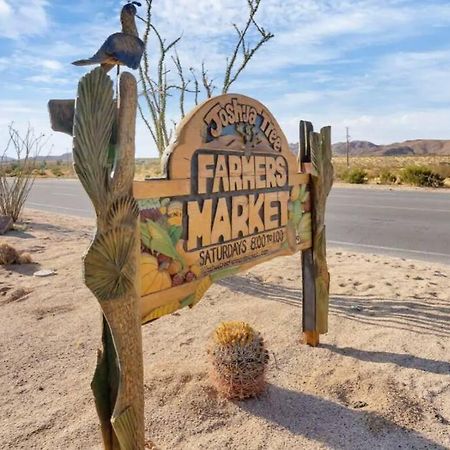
(300, 121, 333, 339)
(48, 99, 75, 136)
(140, 240, 312, 323)
(302, 330, 320, 347)
(135, 94, 314, 324)
(73, 67, 144, 449)
(310, 126, 333, 334)
(133, 179, 191, 199)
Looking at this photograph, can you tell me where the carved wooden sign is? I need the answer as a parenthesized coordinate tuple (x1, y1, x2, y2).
(133, 94, 312, 323)
(49, 65, 332, 449)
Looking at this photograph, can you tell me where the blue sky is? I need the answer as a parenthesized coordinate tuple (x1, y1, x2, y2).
(1, 0, 450, 157)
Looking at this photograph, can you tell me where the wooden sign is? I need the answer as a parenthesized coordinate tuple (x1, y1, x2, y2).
(133, 95, 313, 323)
(49, 67, 332, 450)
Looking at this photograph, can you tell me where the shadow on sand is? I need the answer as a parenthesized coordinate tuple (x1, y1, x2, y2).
(5, 229, 35, 239)
(218, 274, 450, 376)
(239, 385, 446, 449)
(218, 274, 450, 339)
(320, 343, 450, 376)
(4, 262, 41, 277)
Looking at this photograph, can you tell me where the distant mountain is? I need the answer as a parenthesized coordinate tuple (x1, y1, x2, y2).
(1, 155, 16, 162)
(1, 152, 73, 163)
(332, 139, 450, 156)
(34, 153, 73, 162)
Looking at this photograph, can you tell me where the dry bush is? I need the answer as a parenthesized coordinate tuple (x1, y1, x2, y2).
(342, 168, 367, 184)
(400, 166, 444, 188)
(333, 155, 450, 187)
(379, 169, 398, 185)
(139, 0, 274, 157)
(0, 243, 32, 265)
(134, 158, 162, 181)
(0, 124, 47, 221)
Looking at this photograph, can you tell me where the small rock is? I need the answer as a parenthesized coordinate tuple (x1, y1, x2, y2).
(434, 272, 447, 278)
(33, 269, 56, 278)
(0, 286, 11, 295)
(7, 288, 30, 303)
(352, 401, 368, 409)
(434, 413, 449, 425)
(350, 305, 363, 312)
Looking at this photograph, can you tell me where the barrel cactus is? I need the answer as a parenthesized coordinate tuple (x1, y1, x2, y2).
(208, 321, 269, 400)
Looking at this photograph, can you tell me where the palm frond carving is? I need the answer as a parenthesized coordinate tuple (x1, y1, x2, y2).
(85, 227, 136, 301)
(112, 406, 140, 450)
(73, 68, 116, 213)
(107, 196, 139, 229)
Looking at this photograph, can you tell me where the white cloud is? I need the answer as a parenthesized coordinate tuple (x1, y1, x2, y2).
(3, 0, 450, 156)
(26, 74, 71, 85)
(40, 59, 64, 71)
(0, 0, 49, 39)
(147, 0, 450, 75)
(278, 109, 450, 145)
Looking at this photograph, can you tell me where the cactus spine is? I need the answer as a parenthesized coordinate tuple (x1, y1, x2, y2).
(208, 322, 269, 400)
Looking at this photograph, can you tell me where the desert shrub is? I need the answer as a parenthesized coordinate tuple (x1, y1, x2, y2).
(379, 169, 397, 184)
(342, 168, 367, 184)
(0, 124, 46, 221)
(400, 166, 444, 188)
(333, 165, 348, 181)
(51, 166, 63, 177)
(433, 162, 450, 180)
(0, 243, 32, 265)
(32, 168, 47, 176)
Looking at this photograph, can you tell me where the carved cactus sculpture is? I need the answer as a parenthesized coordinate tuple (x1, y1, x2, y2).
(208, 322, 269, 400)
(73, 67, 145, 449)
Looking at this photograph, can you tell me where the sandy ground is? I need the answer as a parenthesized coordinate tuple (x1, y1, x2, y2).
(1, 209, 449, 450)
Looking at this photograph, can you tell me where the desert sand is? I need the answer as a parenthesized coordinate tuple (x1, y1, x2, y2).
(1, 209, 449, 449)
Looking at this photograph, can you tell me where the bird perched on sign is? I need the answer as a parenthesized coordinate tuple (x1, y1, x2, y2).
(72, 1, 145, 73)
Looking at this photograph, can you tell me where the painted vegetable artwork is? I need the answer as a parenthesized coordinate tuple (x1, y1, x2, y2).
(139, 198, 202, 296)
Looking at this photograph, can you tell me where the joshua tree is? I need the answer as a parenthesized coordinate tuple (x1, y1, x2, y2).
(138, 0, 274, 157)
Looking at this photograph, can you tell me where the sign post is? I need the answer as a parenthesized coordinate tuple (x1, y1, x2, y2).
(299, 121, 333, 345)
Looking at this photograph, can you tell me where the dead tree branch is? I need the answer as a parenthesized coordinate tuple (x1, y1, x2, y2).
(138, 0, 273, 158)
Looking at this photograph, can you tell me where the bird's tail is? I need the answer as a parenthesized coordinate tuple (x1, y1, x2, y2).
(72, 59, 95, 66)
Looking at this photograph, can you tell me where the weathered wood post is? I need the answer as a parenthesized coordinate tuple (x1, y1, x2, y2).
(300, 120, 333, 346)
(73, 68, 144, 449)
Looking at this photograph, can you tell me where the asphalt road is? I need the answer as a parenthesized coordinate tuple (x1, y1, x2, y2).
(25, 179, 450, 264)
